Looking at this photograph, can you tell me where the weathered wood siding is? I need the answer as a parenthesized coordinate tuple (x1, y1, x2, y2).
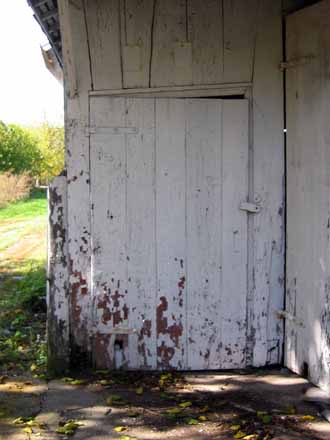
(286, 0, 330, 392)
(54, 0, 285, 370)
(84, 0, 260, 90)
(89, 97, 249, 369)
(47, 175, 69, 372)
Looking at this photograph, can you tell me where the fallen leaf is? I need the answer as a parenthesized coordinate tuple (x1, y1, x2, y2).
(256, 411, 267, 417)
(106, 394, 126, 405)
(230, 425, 241, 431)
(135, 387, 143, 395)
(165, 407, 182, 415)
(23, 427, 33, 434)
(261, 415, 272, 424)
(243, 435, 259, 440)
(301, 415, 315, 422)
(95, 369, 111, 375)
(234, 431, 247, 439)
(285, 405, 296, 415)
(70, 379, 87, 386)
(179, 401, 192, 408)
(99, 379, 113, 386)
(199, 405, 209, 413)
(119, 436, 138, 440)
(187, 418, 199, 425)
(198, 415, 207, 422)
(114, 426, 127, 432)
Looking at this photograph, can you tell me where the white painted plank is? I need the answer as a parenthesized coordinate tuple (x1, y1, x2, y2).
(186, 99, 223, 369)
(90, 97, 129, 368)
(223, 0, 259, 82)
(125, 98, 157, 369)
(59, 0, 93, 351)
(251, 0, 284, 367)
(220, 100, 249, 368)
(85, 0, 122, 90)
(286, 0, 330, 393)
(155, 99, 186, 369)
(188, 0, 224, 85)
(121, 0, 154, 88)
(151, 0, 191, 87)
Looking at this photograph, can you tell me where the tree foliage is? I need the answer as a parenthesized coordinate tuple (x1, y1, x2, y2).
(0, 121, 64, 184)
(0, 122, 41, 177)
(28, 123, 65, 184)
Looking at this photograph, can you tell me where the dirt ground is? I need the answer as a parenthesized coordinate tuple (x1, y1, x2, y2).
(1, 369, 330, 440)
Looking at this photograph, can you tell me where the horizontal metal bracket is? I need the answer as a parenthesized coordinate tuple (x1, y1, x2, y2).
(86, 126, 138, 136)
(239, 202, 261, 213)
(279, 55, 315, 71)
(99, 328, 138, 335)
(277, 310, 304, 327)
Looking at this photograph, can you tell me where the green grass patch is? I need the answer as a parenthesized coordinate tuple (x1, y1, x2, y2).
(0, 188, 47, 222)
(0, 189, 47, 375)
(0, 260, 47, 374)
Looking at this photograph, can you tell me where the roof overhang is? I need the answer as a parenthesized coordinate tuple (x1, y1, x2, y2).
(27, 0, 63, 79)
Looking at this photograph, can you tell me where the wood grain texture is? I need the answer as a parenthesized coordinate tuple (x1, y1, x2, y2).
(155, 99, 187, 368)
(220, 100, 249, 368)
(223, 0, 259, 82)
(85, 0, 122, 90)
(59, 0, 93, 352)
(88, 96, 250, 369)
(47, 176, 70, 373)
(121, 0, 154, 88)
(82, 0, 262, 90)
(188, 0, 223, 85)
(250, 0, 284, 367)
(286, 0, 330, 393)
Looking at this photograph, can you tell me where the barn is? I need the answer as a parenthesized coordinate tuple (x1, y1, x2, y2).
(28, 0, 330, 393)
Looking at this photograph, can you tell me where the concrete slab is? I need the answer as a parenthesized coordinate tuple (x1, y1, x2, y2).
(0, 369, 330, 440)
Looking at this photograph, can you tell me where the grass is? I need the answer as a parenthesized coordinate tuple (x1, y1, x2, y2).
(0, 189, 47, 376)
(0, 188, 47, 221)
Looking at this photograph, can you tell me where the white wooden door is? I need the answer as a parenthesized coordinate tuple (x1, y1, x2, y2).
(286, 0, 330, 392)
(90, 97, 249, 370)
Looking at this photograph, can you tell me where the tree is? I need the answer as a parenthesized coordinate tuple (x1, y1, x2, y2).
(28, 123, 65, 185)
(0, 122, 42, 177)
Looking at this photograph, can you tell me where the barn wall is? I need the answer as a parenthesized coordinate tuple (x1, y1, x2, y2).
(286, 0, 330, 393)
(52, 0, 285, 370)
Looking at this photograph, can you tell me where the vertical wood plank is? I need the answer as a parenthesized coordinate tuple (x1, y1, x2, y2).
(251, 0, 284, 367)
(155, 99, 186, 369)
(189, 0, 224, 85)
(151, 0, 192, 87)
(58, 0, 93, 353)
(186, 99, 222, 369)
(223, 0, 259, 82)
(121, 0, 154, 88)
(90, 97, 129, 368)
(47, 176, 70, 373)
(286, 0, 330, 393)
(220, 100, 249, 368)
(125, 98, 157, 368)
(85, 0, 122, 90)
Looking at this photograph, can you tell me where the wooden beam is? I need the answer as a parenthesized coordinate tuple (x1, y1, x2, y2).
(58, 0, 77, 98)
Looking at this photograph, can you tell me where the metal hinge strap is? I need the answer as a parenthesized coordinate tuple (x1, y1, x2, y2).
(86, 126, 138, 136)
(279, 55, 315, 71)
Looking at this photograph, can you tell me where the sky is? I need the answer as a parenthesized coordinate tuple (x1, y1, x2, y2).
(0, 0, 64, 126)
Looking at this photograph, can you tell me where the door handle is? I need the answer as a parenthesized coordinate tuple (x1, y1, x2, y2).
(239, 202, 261, 213)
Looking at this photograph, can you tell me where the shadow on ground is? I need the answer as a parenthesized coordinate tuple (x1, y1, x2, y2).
(1, 369, 330, 440)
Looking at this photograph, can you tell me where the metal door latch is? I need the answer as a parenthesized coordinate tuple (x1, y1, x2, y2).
(279, 55, 315, 71)
(239, 202, 261, 213)
(276, 310, 304, 328)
